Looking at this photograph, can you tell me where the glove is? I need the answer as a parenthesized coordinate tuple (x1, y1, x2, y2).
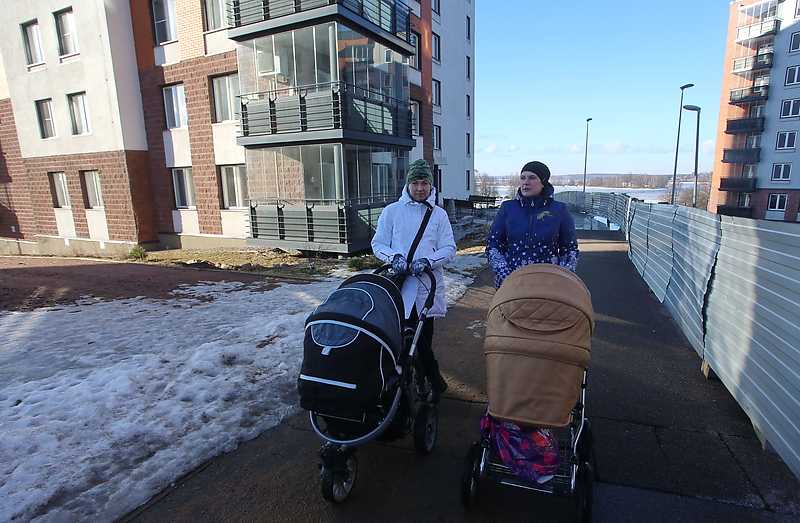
(487, 248, 509, 273)
(392, 253, 408, 274)
(409, 258, 431, 277)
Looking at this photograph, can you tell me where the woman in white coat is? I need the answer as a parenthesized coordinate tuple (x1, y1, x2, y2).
(371, 159, 456, 402)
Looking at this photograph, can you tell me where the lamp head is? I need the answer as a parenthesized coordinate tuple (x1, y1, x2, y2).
(680, 83, 695, 90)
(683, 104, 701, 112)
(586, 118, 593, 122)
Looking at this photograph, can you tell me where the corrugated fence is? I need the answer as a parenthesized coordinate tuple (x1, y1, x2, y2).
(560, 191, 800, 480)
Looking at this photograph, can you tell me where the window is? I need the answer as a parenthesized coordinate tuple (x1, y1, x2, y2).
(68, 92, 91, 135)
(777, 131, 796, 149)
(432, 79, 441, 106)
(466, 94, 471, 118)
(80, 171, 104, 208)
(410, 100, 420, 135)
(22, 20, 44, 65)
(433, 125, 441, 150)
(746, 134, 761, 148)
(49, 172, 70, 208)
(212, 74, 240, 122)
(796, 0, 800, 17)
(220, 165, 247, 208)
(466, 16, 471, 40)
(466, 132, 471, 156)
(432, 0, 440, 14)
(55, 9, 79, 57)
(172, 168, 195, 208)
(787, 66, 800, 85)
(466, 55, 471, 79)
(750, 105, 765, 117)
(773, 163, 792, 180)
(738, 193, 751, 207)
(152, 0, 177, 44)
(742, 163, 757, 177)
(792, 32, 800, 52)
(203, 0, 227, 31)
(408, 32, 419, 69)
(35, 99, 56, 139)
(768, 193, 787, 211)
(431, 33, 441, 61)
(163, 84, 187, 128)
(466, 170, 471, 191)
(781, 98, 800, 117)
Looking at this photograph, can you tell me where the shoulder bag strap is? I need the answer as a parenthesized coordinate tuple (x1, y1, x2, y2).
(406, 202, 433, 262)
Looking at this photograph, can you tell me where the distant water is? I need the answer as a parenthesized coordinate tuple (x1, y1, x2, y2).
(554, 186, 667, 203)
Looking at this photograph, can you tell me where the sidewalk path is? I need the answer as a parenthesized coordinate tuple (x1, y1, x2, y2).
(121, 230, 800, 523)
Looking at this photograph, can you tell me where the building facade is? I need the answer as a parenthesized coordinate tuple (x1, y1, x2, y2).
(0, 0, 474, 256)
(712, 0, 800, 221)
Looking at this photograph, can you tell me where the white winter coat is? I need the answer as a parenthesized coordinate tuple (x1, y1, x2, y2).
(372, 187, 456, 319)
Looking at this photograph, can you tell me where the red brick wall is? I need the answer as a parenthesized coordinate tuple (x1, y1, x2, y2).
(750, 189, 800, 221)
(0, 99, 35, 240)
(411, 5, 434, 167)
(129, 0, 157, 70)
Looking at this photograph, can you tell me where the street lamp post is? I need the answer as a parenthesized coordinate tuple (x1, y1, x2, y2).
(583, 118, 592, 193)
(683, 105, 701, 208)
(672, 83, 694, 205)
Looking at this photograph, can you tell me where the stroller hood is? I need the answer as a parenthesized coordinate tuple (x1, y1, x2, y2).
(484, 263, 594, 428)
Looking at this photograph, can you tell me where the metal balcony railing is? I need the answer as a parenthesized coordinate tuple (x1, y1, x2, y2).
(227, 0, 411, 43)
(719, 177, 757, 191)
(735, 18, 780, 42)
(239, 81, 412, 141)
(717, 205, 753, 218)
(732, 53, 773, 73)
(730, 85, 769, 103)
(247, 196, 394, 252)
(725, 117, 765, 134)
(722, 148, 761, 163)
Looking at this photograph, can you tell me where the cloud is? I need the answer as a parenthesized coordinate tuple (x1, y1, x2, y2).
(569, 144, 582, 153)
(602, 142, 632, 154)
(700, 139, 716, 155)
(508, 144, 519, 152)
(485, 144, 498, 153)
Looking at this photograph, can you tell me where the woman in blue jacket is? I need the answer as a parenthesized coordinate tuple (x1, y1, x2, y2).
(486, 161, 579, 289)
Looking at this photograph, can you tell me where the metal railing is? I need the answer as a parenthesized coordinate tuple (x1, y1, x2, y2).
(239, 81, 412, 140)
(719, 177, 757, 192)
(722, 148, 761, 163)
(735, 18, 780, 42)
(716, 205, 753, 218)
(730, 85, 769, 103)
(725, 117, 765, 134)
(227, 0, 412, 43)
(732, 53, 773, 72)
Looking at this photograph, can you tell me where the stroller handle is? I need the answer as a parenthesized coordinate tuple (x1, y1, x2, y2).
(374, 263, 437, 313)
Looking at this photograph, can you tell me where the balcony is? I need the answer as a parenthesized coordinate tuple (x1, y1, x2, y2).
(719, 177, 757, 191)
(730, 85, 769, 104)
(717, 205, 753, 218)
(735, 18, 780, 42)
(725, 116, 765, 134)
(227, 0, 412, 47)
(722, 148, 761, 163)
(732, 53, 773, 74)
(237, 81, 415, 149)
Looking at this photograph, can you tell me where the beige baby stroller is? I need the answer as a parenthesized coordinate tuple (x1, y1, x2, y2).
(461, 263, 595, 522)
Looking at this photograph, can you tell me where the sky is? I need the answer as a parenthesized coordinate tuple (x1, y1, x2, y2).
(473, 0, 731, 178)
(0, 221, 488, 523)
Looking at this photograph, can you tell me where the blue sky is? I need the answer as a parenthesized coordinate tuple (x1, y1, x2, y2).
(473, 1, 730, 177)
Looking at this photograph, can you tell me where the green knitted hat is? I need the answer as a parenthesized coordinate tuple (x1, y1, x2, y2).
(406, 159, 433, 185)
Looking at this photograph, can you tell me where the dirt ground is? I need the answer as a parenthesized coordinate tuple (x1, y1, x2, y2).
(0, 256, 285, 312)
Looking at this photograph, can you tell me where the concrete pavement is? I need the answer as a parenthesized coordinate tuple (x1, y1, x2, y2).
(121, 229, 800, 523)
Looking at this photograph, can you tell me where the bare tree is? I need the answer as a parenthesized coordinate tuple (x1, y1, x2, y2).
(474, 170, 499, 197)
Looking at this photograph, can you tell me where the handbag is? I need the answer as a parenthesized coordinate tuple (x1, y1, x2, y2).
(389, 202, 433, 289)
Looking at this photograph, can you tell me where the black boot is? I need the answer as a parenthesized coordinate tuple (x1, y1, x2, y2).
(428, 371, 448, 404)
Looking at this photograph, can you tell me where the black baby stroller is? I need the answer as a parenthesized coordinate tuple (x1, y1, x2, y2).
(461, 264, 595, 522)
(297, 265, 439, 503)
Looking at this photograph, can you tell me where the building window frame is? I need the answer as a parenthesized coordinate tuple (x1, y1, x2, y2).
(220, 165, 248, 208)
(163, 84, 187, 129)
(466, 170, 471, 190)
(408, 32, 420, 70)
(787, 66, 800, 85)
(68, 92, 91, 135)
(432, 0, 440, 14)
(35, 99, 57, 139)
(410, 100, 420, 135)
(466, 15, 471, 41)
(433, 125, 441, 150)
(172, 167, 196, 209)
(792, 32, 800, 52)
(466, 132, 471, 157)
(54, 8, 79, 58)
(80, 170, 104, 209)
(742, 163, 757, 177)
(431, 32, 441, 62)
(772, 163, 792, 181)
(432, 79, 441, 106)
(776, 130, 797, 149)
(203, 0, 228, 31)
(49, 172, 71, 208)
(768, 193, 788, 211)
(781, 98, 800, 118)
(152, 0, 178, 45)
(466, 94, 471, 119)
(22, 20, 44, 66)
(211, 74, 240, 123)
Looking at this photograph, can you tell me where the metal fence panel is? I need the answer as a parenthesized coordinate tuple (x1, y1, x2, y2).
(641, 205, 676, 302)
(628, 202, 650, 277)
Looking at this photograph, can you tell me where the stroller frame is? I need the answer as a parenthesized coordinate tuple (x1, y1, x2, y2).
(462, 371, 594, 522)
(307, 265, 439, 503)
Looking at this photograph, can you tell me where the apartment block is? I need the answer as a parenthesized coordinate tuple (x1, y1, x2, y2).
(0, 0, 474, 256)
(712, 0, 800, 221)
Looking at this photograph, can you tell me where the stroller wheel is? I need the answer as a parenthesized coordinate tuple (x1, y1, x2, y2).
(460, 442, 482, 506)
(575, 460, 594, 522)
(413, 403, 438, 454)
(321, 453, 357, 503)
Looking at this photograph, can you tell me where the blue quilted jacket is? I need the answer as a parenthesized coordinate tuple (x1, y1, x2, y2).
(486, 187, 579, 289)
